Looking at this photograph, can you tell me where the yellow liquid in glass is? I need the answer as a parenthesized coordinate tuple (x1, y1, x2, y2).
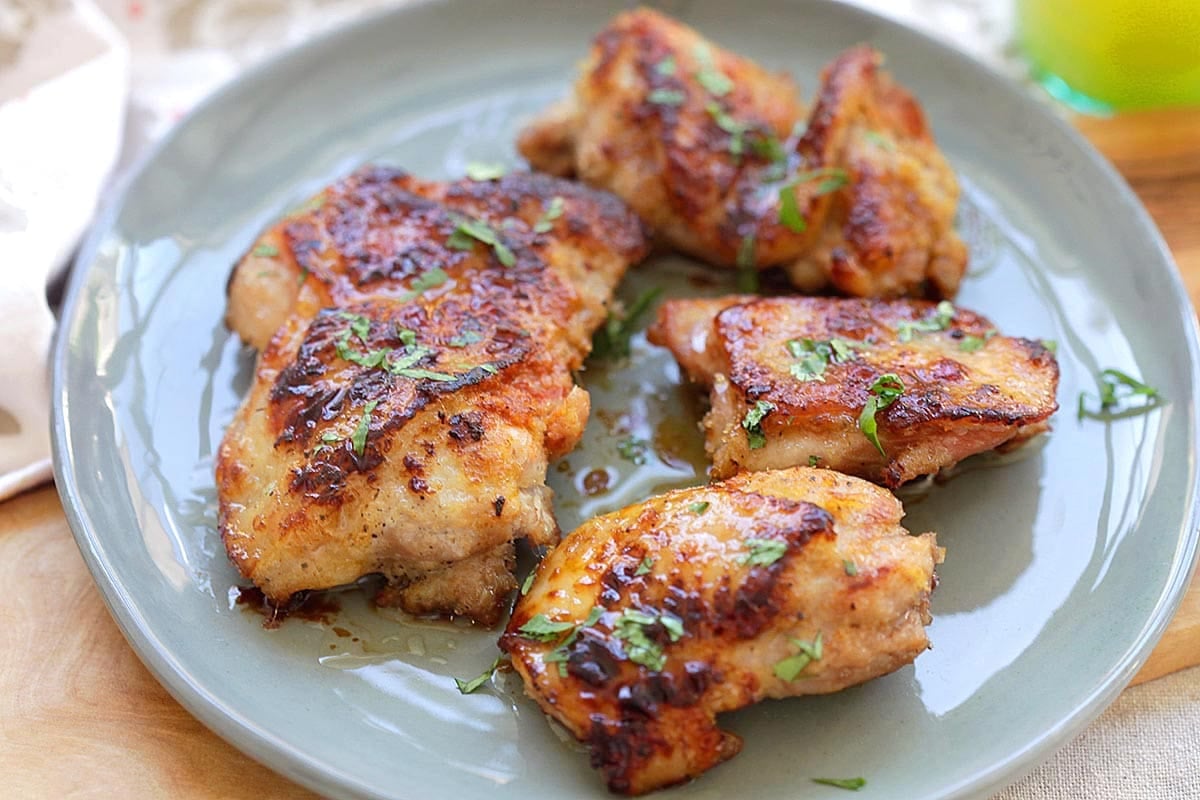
(1017, 0, 1200, 111)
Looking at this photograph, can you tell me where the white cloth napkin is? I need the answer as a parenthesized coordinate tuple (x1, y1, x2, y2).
(0, 0, 127, 500)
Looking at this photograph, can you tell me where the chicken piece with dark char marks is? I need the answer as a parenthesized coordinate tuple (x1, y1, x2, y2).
(218, 166, 650, 625)
(648, 295, 1059, 487)
(501, 466, 942, 795)
(519, 7, 967, 299)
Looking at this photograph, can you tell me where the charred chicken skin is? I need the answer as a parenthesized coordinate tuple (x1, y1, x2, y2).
(648, 296, 1059, 488)
(218, 167, 649, 624)
(501, 467, 942, 794)
(519, 7, 966, 298)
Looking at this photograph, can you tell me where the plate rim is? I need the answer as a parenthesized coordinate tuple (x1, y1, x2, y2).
(50, 1, 1200, 798)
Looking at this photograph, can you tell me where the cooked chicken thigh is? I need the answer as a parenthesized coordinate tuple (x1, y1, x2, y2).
(501, 467, 942, 795)
(519, 8, 966, 298)
(648, 296, 1058, 487)
(218, 167, 649, 624)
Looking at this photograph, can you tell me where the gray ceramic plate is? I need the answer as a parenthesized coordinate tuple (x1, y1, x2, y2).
(53, 1, 1200, 798)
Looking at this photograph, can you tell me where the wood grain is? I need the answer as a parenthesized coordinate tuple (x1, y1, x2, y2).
(1, 108, 1197, 799)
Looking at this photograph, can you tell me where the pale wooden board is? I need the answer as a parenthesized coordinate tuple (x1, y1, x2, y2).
(2, 109, 1196, 797)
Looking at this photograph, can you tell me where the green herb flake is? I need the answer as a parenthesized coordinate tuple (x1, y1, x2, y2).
(465, 161, 506, 181)
(808, 455, 820, 467)
(408, 267, 450, 297)
(541, 606, 606, 677)
(446, 218, 516, 266)
(1078, 368, 1162, 421)
(648, 88, 686, 106)
(738, 537, 788, 567)
(742, 399, 775, 449)
(858, 373, 904, 456)
(736, 233, 757, 273)
(591, 287, 664, 360)
(748, 132, 787, 164)
(520, 571, 537, 596)
(351, 399, 379, 457)
(320, 430, 341, 444)
(338, 311, 372, 343)
(957, 330, 996, 353)
(706, 102, 746, 157)
(252, 242, 279, 258)
(297, 267, 310, 286)
(396, 327, 418, 346)
(533, 195, 566, 233)
(864, 128, 895, 151)
(778, 183, 807, 233)
(448, 330, 483, 348)
(655, 55, 677, 76)
(897, 301, 955, 342)
(616, 436, 650, 466)
(635, 556, 655, 576)
(454, 655, 504, 694)
(812, 777, 866, 791)
(786, 337, 863, 382)
(612, 609, 684, 672)
(687, 501, 710, 515)
(843, 559, 858, 577)
(693, 42, 734, 96)
(1041, 338, 1059, 354)
(773, 632, 823, 681)
(517, 614, 577, 641)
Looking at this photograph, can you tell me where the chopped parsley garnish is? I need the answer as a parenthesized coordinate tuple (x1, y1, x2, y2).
(616, 436, 650, 466)
(448, 330, 483, 348)
(520, 571, 536, 596)
(693, 43, 733, 96)
(778, 168, 850, 233)
(1041, 338, 1059, 354)
(320, 430, 341, 444)
(655, 55, 677, 76)
(612, 609, 684, 672)
(864, 128, 895, 151)
(748, 131, 787, 165)
(635, 556, 655, 576)
(858, 373, 904, 456)
(297, 267, 309, 286)
(351, 399, 379, 457)
(773, 632, 823, 681)
(252, 243, 279, 258)
(843, 560, 858, 577)
(533, 195, 565, 233)
(897, 301, 955, 342)
(738, 538, 788, 567)
(541, 607, 606, 676)
(808, 455, 821, 467)
(957, 330, 996, 352)
(465, 161, 506, 181)
(517, 614, 577, 641)
(592, 287, 664, 360)
(687, 501, 710, 515)
(786, 337, 863, 382)
(338, 311, 371, 343)
(454, 655, 504, 694)
(742, 399, 775, 449)
(648, 88, 686, 106)
(397, 326, 417, 346)
(735, 234, 759, 291)
(447, 217, 516, 266)
(402, 267, 450, 300)
(1078, 368, 1162, 421)
(706, 102, 746, 157)
(812, 777, 866, 791)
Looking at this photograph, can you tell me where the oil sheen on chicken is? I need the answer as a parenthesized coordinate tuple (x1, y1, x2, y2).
(217, 167, 649, 625)
(519, 8, 966, 298)
(500, 467, 942, 795)
(648, 296, 1059, 488)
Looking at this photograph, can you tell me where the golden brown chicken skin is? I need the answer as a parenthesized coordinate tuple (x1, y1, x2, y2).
(218, 166, 649, 624)
(648, 296, 1059, 488)
(500, 467, 942, 795)
(519, 8, 966, 299)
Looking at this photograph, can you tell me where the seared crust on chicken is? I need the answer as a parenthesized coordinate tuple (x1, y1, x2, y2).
(519, 8, 966, 298)
(648, 296, 1059, 487)
(501, 467, 942, 795)
(218, 166, 649, 624)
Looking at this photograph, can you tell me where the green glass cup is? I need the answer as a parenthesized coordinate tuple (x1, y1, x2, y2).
(1016, 0, 1200, 113)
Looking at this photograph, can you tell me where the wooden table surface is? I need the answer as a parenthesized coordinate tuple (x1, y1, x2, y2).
(2, 108, 1199, 798)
